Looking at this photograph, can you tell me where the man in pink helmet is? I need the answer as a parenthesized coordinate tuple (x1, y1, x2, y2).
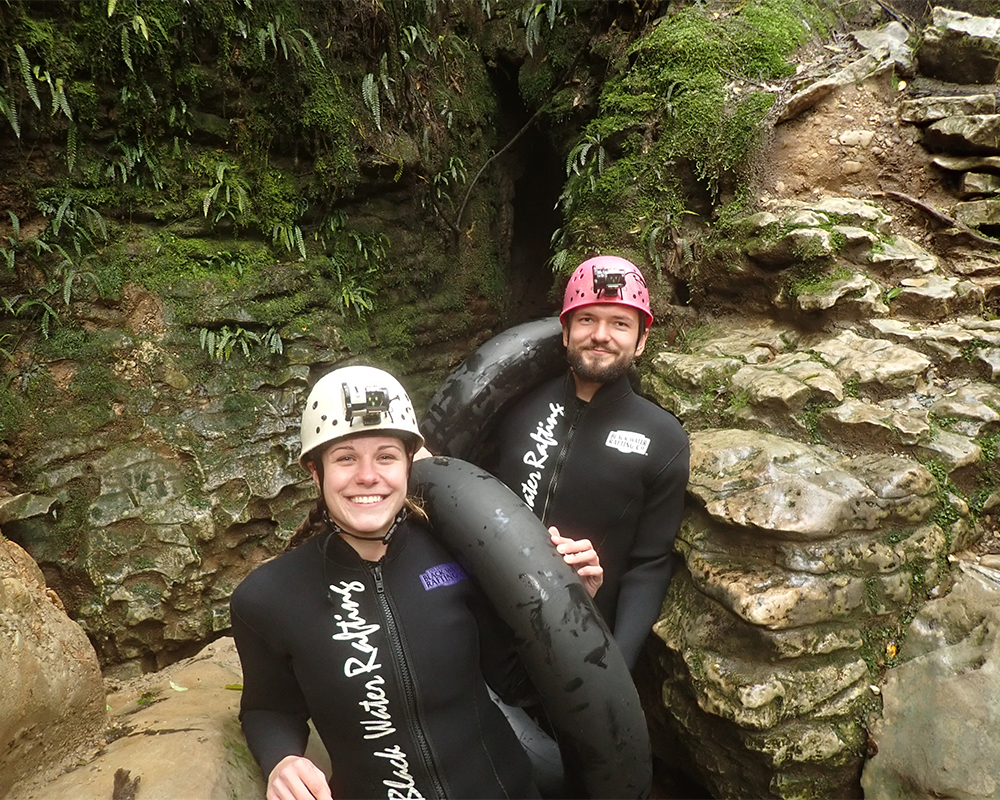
(488, 255, 689, 671)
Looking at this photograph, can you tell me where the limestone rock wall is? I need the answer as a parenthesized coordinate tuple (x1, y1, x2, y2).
(641, 9, 1000, 797)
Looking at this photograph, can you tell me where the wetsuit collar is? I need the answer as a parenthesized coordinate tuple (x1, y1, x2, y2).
(562, 369, 635, 408)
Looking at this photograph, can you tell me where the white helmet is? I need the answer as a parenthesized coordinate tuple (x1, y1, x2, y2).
(299, 365, 424, 468)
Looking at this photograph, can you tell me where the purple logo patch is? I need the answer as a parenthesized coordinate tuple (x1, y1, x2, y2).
(419, 563, 468, 590)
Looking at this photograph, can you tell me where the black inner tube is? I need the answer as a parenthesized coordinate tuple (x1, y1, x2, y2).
(412, 456, 652, 799)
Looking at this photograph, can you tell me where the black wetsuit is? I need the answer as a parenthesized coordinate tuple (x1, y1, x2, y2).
(488, 371, 690, 669)
(230, 518, 538, 799)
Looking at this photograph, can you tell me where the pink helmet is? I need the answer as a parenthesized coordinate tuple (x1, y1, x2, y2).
(560, 255, 653, 327)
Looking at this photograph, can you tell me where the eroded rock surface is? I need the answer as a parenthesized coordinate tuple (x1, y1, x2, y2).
(0, 535, 107, 796)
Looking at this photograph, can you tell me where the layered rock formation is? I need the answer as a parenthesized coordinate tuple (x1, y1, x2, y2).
(640, 8, 1000, 797)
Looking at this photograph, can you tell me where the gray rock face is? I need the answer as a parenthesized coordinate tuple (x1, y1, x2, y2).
(652, 428, 950, 799)
(861, 561, 1000, 800)
(0, 536, 107, 796)
(955, 197, 1000, 227)
(899, 94, 997, 124)
(918, 6, 1000, 84)
(3, 381, 314, 670)
(924, 115, 1000, 156)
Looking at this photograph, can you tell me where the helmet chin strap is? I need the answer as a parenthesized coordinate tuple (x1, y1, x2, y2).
(322, 507, 408, 545)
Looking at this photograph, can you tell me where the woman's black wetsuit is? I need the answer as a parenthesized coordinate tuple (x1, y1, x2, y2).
(230, 517, 537, 799)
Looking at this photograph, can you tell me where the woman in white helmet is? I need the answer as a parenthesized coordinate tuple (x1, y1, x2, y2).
(230, 365, 601, 800)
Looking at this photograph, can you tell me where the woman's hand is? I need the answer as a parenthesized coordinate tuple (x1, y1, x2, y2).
(549, 527, 603, 597)
(267, 755, 332, 800)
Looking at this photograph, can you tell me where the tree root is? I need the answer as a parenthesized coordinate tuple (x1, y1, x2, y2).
(870, 190, 1000, 249)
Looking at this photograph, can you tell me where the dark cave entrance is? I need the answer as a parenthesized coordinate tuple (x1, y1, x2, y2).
(507, 134, 564, 324)
(488, 56, 565, 326)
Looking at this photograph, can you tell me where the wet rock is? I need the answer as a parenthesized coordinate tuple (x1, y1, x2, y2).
(899, 93, 997, 124)
(654, 428, 952, 800)
(782, 271, 888, 318)
(851, 22, 914, 75)
(914, 429, 982, 471)
(731, 353, 843, 407)
(918, 6, 1000, 84)
(868, 317, 991, 369)
(819, 396, 931, 450)
(861, 561, 1000, 800)
(927, 380, 1000, 436)
(748, 227, 836, 269)
(0, 537, 107, 796)
(868, 235, 938, 276)
(687, 429, 937, 538)
(807, 330, 932, 391)
(889, 274, 985, 319)
(924, 115, 1000, 156)
(960, 171, 1000, 196)
(954, 197, 1000, 227)
(932, 153, 1000, 173)
(777, 54, 882, 123)
(696, 325, 801, 363)
(0, 492, 55, 525)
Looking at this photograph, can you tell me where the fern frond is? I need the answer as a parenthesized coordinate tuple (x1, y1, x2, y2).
(52, 196, 71, 237)
(133, 14, 149, 41)
(66, 123, 77, 172)
(297, 29, 324, 66)
(15, 45, 40, 110)
(121, 27, 133, 71)
(362, 73, 381, 131)
(107, 0, 117, 17)
(54, 79, 72, 120)
(294, 225, 305, 260)
(0, 94, 19, 138)
(62, 270, 76, 305)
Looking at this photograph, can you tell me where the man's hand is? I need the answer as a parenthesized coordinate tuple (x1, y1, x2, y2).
(267, 755, 332, 800)
(549, 526, 603, 597)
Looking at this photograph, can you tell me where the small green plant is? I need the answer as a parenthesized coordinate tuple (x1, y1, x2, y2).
(203, 163, 250, 225)
(3, 295, 59, 339)
(362, 72, 382, 131)
(521, 0, 565, 56)
(199, 326, 283, 362)
(431, 157, 467, 205)
(255, 14, 324, 68)
(271, 223, 306, 260)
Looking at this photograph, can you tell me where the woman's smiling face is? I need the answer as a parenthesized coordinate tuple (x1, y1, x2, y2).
(309, 435, 409, 541)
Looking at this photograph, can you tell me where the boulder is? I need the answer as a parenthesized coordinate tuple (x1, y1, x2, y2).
(918, 6, 1000, 84)
(924, 115, 1000, 157)
(861, 560, 1000, 800)
(0, 536, 107, 796)
(10, 637, 274, 800)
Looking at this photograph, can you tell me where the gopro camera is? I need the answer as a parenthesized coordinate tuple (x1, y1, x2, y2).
(343, 383, 391, 426)
(593, 267, 626, 298)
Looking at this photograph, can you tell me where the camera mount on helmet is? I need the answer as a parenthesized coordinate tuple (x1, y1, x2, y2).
(593, 266, 626, 298)
(343, 382, 392, 426)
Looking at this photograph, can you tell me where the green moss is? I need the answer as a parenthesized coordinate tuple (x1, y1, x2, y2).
(785, 266, 853, 299)
(0, 386, 26, 445)
(554, 0, 830, 262)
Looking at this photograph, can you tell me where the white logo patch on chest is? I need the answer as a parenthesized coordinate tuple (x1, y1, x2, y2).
(605, 430, 650, 455)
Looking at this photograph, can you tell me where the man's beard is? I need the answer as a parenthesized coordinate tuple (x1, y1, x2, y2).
(567, 343, 635, 385)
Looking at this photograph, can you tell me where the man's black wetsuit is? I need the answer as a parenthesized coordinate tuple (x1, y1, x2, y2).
(488, 371, 689, 669)
(230, 518, 537, 799)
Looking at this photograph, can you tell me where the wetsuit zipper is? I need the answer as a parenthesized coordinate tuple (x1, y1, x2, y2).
(541, 401, 586, 526)
(371, 562, 448, 799)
